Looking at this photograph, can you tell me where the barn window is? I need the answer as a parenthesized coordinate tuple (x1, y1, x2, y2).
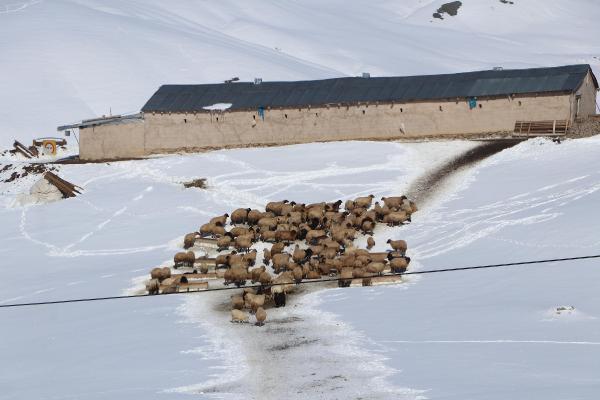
(400, 108, 403, 112)
(253, 115, 256, 120)
(285, 114, 288, 119)
(184, 118, 187, 123)
(216, 117, 219, 122)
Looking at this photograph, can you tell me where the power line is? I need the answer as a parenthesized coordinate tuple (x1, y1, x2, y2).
(0, 254, 598, 309)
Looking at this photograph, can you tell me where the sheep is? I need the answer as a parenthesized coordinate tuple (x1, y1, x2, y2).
(242, 249, 257, 266)
(230, 208, 251, 224)
(344, 199, 355, 211)
(234, 234, 253, 252)
(361, 219, 375, 235)
(245, 293, 265, 312)
(255, 307, 267, 326)
(261, 230, 277, 242)
(229, 226, 252, 238)
(146, 279, 160, 295)
(292, 266, 304, 284)
(250, 266, 266, 282)
(209, 213, 229, 226)
(305, 229, 327, 244)
(287, 211, 304, 226)
(231, 295, 244, 310)
(263, 248, 272, 265)
(217, 234, 234, 251)
(368, 252, 389, 264)
(366, 262, 386, 276)
(174, 251, 195, 268)
(258, 271, 272, 286)
(275, 230, 297, 244)
(200, 223, 226, 237)
(381, 196, 406, 209)
(383, 211, 408, 226)
(231, 309, 249, 323)
(367, 236, 375, 250)
(183, 232, 197, 249)
(247, 209, 263, 225)
(270, 242, 286, 255)
(266, 200, 289, 216)
(389, 257, 408, 273)
(354, 194, 375, 209)
(292, 245, 313, 264)
(272, 252, 291, 273)
(215, 253, 231, 269)
(150, 267, 170, 282)
(306, 270, 321, 280)
(258, 217, 278, 231)
(386, 239, 407, 255)
(339, 267, 354, 287)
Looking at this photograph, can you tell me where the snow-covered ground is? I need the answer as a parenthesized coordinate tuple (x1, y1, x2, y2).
(1, 0, 600, 146)
(1, 137, 599, 399)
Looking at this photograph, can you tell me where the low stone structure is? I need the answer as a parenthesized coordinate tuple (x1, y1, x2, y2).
(64, 64, 598, 160)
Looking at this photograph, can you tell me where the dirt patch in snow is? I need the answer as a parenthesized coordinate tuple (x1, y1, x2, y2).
(407, 139, 521, 206)
(433, 1, 462, 19)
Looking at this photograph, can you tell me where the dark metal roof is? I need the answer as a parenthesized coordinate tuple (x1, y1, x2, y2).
(142, 64, 597, 113)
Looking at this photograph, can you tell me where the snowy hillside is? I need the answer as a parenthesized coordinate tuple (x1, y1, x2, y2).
(1, 0, 600, 146)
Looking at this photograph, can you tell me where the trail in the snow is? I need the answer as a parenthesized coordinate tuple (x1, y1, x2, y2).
(407, 140, 522, 207)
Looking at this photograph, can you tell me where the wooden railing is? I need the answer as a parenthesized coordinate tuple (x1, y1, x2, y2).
(514, 120, 569, 136)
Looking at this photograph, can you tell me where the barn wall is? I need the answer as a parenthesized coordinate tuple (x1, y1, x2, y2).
(79, 121, 145, 160)
(79, 93, 574, 160)
(573, 71, 598, 119)
(142, 94, 572, 154)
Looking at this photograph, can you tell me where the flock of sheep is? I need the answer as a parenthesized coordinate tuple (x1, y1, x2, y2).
(146, 195, 416, 326)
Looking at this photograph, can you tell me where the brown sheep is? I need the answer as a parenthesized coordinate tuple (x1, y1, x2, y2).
(250, 265, 266, 282)
(367, 236, 375, 250)
(146, 279, 160, 295)
(258, 271, 272, 286)
(229, 226, 252, 238)
(217, 234, 234, 251)
(353, 194, 375, 209)
(242, 249, 257, 266)
(231, 309, 249, 323)
(390, 257, 408, 273)
(387, 239, 407, 255)
(183, 232, 197, 249)
(258, 217, 278, 231)
(361, 219, 375, 235)
(381, 196, 406, 209)
(383, 211, 408, 226)
(266, 200, 289, 216)
(339, 267, 354, 287)
(263, 248, 272, 265)
(366, 262, 386, 276)
(255, 307, 267, 326)
(245, 293, 265, 312)
(275, 230, 297, 244)
(368, 252, 389, 264)
(260, 230, 278, 242)
(230, 208, 251, 224)
(306, 270, 321, 280)
(272, 252, 291, 273)
(247, 209, 263, 225)
(231, 295, 244, 310)
(270, 242, 286, 255)
(209, 213, 229, 227)
(234, 234, 253, 252)
(292, 266, 304, 284)
(174, 251, 195, 268)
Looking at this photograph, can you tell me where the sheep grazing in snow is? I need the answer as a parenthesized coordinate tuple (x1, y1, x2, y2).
(292, 266, 304, 284)
(150, 267, 171, 282)
(270, 242, 286, 256)
(174, 251, 195, 268)
(386, 239, 407, 255)
(258, 271, 273, 286)
(234, 234, 253, 252)
(209, 213, 229, 227)
(383, 211, 408, 226)
(367, 236, 375, 250)
(217, 234, 234, 251)
(231, 309, 249, 323)
(255, 307, 267, 326)
(381, 196, 407, 209)
(338, 267, 354, 287)
(389, 257, 408, 273)
(146, 279, 160, 295)
(366, 262, 385, 276)
(230, 208, 251, 224)
(353, 194, 375, 209)
(183, 232, 197, 249)
(245, 293, 265, 312)
(231, 295, 244, 310)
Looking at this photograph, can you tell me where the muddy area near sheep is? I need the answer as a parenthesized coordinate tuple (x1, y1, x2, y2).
(177, 280, 415, 399)
(407, 139, 521, 208)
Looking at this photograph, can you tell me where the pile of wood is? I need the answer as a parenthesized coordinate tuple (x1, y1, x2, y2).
(11, 140, 38, 159)
(43, 172, 83, 198)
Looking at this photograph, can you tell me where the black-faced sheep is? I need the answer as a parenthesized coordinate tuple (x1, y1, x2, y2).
(209, 213, 229, 227)
(381, 196, 407, 209)
(386, 239, 407, 255)
(231, 208, 251, 225)
(217, 234, 234, 251)
(353, 194, 375, 209)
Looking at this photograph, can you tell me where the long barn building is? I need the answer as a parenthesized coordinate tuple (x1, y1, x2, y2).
(69, 64, 598, 160)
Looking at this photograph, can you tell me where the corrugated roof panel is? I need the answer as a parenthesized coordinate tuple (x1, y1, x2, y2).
(141, 64, 595, 112)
